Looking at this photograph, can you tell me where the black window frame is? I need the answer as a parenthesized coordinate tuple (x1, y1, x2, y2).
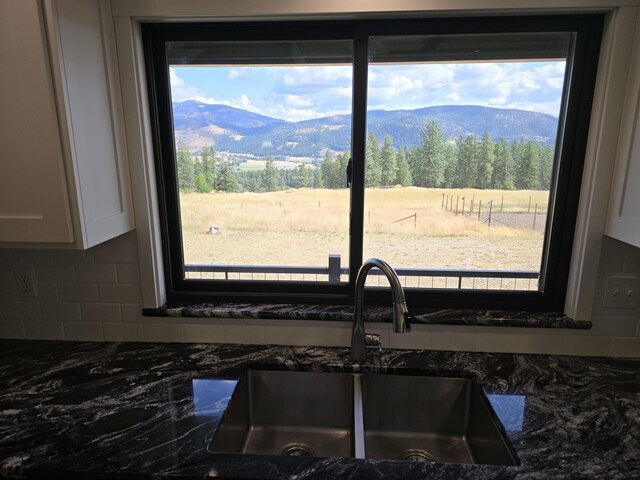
(143, 14, 603, 311)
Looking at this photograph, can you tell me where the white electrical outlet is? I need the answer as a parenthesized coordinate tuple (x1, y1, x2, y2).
(603, 275, 639, 309)
(13, 267, 36, 298)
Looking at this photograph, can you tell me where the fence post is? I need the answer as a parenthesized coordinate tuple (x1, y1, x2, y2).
(478, 200, 482, 221)
(442, 193, 445, 208)
(461, 196, 466, 216)
(414, 213, 417, 229)
(455, 196, 459, 215)
(488, 200, 493, 227)
(328, 254, 341, 283)
(470, 197, 474, 216)
(501, 195, 504, 212)
(528, 195, 531, 213)
(533, 203, 538, 231)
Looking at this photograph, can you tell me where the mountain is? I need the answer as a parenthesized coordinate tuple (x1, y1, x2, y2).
(172, 101, 558, 158)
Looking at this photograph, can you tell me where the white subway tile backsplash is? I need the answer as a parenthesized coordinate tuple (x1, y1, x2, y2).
(36, 264, 75, 283)
(609, 337, 640, 357)
(0, 282, 18, 301)
(431, 332, 476, 352)
(224, 324, 265, 345)
(116, 264, 140, 284)
(104, 323, 144, 342)
(33, 283, 58, 302)
(50, 249, 93, 263)
(519, 334, 564, 354)
(142, 323, 184, 342)
(388, 329, 432, 350)
(75, 264, 117, 283)
(121, 304, 145, 323)
(58, 284, 98, 303)
(183, 324, 225, 343)
(81, 304, 121, 323)
(93, 243, 137, 264)
(63, 322, 104, 341)
(99, 285, 142, 304)
(563, 336, 611, 357)
(590, 316, 638, 337)
(2, 302, 41, 321)
(0, 320, 25, 338)
(475, 333, 522, 353)
(41, 302, 81, 322)
(24, 321, 64, 340)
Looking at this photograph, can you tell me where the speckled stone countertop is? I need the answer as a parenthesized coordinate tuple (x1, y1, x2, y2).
(1, 339, 637, 480)
(144, 303, 591, 329)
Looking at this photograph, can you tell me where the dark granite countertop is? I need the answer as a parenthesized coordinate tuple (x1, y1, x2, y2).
(1, 339, 638, 480)
(144, 303, 591, 329)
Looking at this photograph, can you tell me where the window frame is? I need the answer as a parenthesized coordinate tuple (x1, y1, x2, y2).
(143, 14, 603, 310)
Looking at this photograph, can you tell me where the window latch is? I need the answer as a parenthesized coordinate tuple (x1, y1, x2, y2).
(346, 157, 352, 187)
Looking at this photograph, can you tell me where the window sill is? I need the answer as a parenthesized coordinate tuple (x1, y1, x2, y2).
(142, 303, 591, 329)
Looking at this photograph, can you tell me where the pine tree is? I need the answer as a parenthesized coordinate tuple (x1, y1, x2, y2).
(456, 134, 478, 188)
(200, 145, 217, 190)
(414, 121, 446, 187)
(380, 135, 397, 186)
(195, 171, 210, 193)
(264, 157, 279, 192)
(176, 142, 195, 192)
(539, 145, 554, 190)
(442, 140, 458, 188)
(511, 139, 526, 189)
(493, 138, 515, 190)
(395, 147, 412, 187)
(365, 132, 382, 187)
(217, 163, 239, 192)
(475, 132, 495, 189)
(518, 141, 541, 190)
(313, 169, 324, 188)
(296, 164, 310, 188)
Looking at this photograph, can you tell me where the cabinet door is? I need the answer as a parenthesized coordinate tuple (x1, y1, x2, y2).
(46, 0, 134, 248)
(0, 0, 74, 243)
(606, 12, 640, 248)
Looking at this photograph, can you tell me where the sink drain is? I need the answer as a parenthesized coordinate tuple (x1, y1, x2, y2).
(399, 449, 436, 462)
(279, 443, 314, 457)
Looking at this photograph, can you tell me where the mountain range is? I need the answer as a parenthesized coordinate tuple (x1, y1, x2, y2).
(172, 100, 558, 158)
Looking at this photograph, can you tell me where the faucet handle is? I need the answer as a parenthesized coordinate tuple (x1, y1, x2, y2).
(365, 334, 383, 353)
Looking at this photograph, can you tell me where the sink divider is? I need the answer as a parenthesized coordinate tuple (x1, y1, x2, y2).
(353, 374, 365, 459)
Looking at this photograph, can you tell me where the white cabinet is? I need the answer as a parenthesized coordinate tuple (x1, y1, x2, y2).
(606, 10, 640, 248)
(0, 0, 133, 248)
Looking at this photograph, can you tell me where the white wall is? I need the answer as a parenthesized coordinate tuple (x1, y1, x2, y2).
(0, 230, 637, 357)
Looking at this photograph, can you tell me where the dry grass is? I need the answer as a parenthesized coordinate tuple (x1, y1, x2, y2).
(179, 186, 548, 271)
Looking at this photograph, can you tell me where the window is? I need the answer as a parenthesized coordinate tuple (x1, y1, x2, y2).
(143, 15, 602, 310)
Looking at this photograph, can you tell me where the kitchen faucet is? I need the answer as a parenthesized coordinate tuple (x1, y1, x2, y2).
(351, 258, 412, 363)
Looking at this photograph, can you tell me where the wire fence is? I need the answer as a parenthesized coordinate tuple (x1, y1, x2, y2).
(442, 193, 546, 232)
(185, 259, 539, 291)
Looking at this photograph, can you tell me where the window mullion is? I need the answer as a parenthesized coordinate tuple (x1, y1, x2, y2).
(348, 25, 369, 294)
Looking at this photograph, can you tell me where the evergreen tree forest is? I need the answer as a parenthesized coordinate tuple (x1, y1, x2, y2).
(175, 120, 555, 193)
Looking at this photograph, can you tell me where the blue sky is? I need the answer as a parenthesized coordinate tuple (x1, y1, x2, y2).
(170, 61, 566, 122)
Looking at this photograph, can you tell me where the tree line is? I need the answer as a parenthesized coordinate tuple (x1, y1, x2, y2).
(175, 120, 555, 193)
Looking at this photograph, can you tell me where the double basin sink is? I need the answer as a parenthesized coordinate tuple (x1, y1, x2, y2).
(209, 369, 518, 465)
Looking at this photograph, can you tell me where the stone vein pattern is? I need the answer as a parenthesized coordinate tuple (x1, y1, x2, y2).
(0, 339, 637, 480)
(146, 303, 591, 329)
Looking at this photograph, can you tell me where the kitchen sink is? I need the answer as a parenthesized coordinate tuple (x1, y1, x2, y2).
(362, 374, 517, 465)
(209, 370, 354, 457)
(209, 369, 518, 465)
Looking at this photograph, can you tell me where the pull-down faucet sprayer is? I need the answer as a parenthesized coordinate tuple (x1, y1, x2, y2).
(351, 258, 412, 363)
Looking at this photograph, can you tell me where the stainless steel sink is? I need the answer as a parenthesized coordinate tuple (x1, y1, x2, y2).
(362, 374, 517, 465)
(209, 369, 517, 466)
(209, 370, 354, 457)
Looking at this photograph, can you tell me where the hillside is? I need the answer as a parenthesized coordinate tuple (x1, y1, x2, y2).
(173, 101, 558, 157)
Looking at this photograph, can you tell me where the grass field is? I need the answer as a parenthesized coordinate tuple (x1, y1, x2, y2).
(178, 187, 549, 276)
